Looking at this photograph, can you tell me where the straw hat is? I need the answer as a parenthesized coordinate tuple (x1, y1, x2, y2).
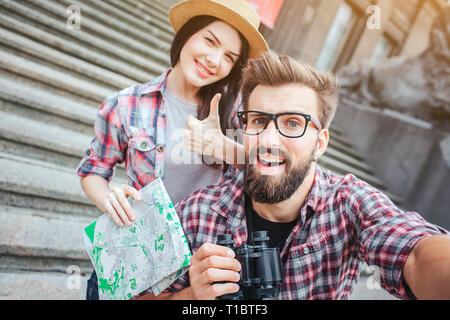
(168, 0, 269, 59)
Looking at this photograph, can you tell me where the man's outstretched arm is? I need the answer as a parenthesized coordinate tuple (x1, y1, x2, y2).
(403, 234, 450, 299)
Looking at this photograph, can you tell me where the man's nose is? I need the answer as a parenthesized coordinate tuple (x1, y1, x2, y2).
(257, 120, 281, 147)
(264, 120, 279, 135)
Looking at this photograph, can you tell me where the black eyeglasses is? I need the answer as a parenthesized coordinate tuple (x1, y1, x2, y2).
(237, 110, 322, 138)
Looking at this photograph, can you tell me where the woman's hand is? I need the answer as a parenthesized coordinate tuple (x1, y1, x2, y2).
(184, 93, 243, 165)
(184, 93, 224, 159)
(103, 184, 142, 227)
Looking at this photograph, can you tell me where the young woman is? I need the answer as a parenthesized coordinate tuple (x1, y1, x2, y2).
(77, 0, 268, 299)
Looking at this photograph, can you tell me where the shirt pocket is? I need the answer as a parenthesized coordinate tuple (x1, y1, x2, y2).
(285, 234, 331, 299)
(127, 128, 156, 177)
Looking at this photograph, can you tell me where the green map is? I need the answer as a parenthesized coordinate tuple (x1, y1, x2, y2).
(82, 178, 192, 300)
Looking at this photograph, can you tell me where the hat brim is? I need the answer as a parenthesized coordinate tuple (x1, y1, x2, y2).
(169, 1, 269, 59)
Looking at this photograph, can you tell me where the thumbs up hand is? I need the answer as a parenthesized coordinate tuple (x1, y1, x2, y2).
(184, 93, 223, 160)
(184, 93, 242, 164)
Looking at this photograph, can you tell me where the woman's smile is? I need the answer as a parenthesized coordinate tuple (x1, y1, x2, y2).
(194, 59, 214, 78)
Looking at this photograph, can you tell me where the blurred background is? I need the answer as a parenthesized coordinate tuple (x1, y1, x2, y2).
(0, 0, 448, 299)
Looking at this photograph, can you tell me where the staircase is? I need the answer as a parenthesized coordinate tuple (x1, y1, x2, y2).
(0, 0, 400, 299)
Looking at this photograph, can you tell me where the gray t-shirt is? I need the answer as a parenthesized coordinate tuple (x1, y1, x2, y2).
(163, 89, 222, 205)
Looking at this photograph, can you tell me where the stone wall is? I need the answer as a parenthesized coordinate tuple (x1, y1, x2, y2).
(333, 98, 450, 229)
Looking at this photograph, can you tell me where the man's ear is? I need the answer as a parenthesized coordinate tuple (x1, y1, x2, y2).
(315, 129, 329, 159)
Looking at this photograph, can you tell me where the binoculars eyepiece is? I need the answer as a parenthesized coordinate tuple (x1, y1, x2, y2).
(217, 231, 283, 300)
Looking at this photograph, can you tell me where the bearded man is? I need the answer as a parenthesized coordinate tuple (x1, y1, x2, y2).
(139, 53, 450, 300)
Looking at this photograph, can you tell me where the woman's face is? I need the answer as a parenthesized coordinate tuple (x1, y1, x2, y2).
(178, 20, 243, 88)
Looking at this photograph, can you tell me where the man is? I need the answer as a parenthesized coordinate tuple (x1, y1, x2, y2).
(140, 53, 450, 300)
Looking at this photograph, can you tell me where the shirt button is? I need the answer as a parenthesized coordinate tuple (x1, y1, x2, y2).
(302, 247, 310, 255)
(140, 141, 148, 149)
(157, 145, 165, 153)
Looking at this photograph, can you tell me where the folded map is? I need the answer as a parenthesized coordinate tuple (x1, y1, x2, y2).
(82, 178, 192, 300)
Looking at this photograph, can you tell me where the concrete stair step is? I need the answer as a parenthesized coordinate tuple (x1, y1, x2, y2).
(327, 127, 403, 204)
(0, 77, 95, 133)
(0, 0, 169, 76)
(114, 0, 175, 35)
(0, 254, 92, 279)
(328, 137, 363, 161)
(0, 109, 91, 163)
(319, 156, 385, 189)
(0, 50, 114, 105)
(0, 204, 92, 298)
(89, 0, 175, 43)
(329, 132, 353, 149)
(141, 0, 176, 15)
(25, 0, 171, 66)
(0, 152, 127, 216)
(0, 204, 91, 263)
(328, 126, 358, 149)
(0, 154, 100, 216)
(152, 0, 179, 9)
(59, 0, 172, 52)
(325, 128, 372, 173)
(0, 271, 89, 300)
(329, 126, 342, 136)
(0, 12, 158, 83)
(0, 108, 127, 178)
(0, 27, 137, 91)
(0, 72, 99, 111)
(324, 147, 373, 175)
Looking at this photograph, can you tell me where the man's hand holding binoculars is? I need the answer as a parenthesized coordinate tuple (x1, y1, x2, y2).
(188, 243, 241, 300)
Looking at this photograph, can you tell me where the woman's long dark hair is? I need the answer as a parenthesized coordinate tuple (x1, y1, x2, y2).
(170, 15, 249, 169)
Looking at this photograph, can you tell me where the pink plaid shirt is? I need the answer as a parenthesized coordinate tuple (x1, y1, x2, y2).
(77, 69, 170, 189)
(77, 69, 240, 189)
(168, 166, 448, 299)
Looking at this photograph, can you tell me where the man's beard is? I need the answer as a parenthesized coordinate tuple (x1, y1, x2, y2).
(244, 146, 315, 204)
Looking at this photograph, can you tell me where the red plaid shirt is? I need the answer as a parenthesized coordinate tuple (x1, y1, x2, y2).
(77, 69, 171, 189)
(77, 69, 240, 189)
(168, 166, 449, 299)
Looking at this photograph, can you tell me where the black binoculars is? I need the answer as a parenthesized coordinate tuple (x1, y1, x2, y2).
(217, 231, 283, 300)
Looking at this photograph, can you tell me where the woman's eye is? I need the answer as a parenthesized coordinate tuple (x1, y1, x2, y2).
(205, 37, 215, 45)
(226, 55, 235, 63)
